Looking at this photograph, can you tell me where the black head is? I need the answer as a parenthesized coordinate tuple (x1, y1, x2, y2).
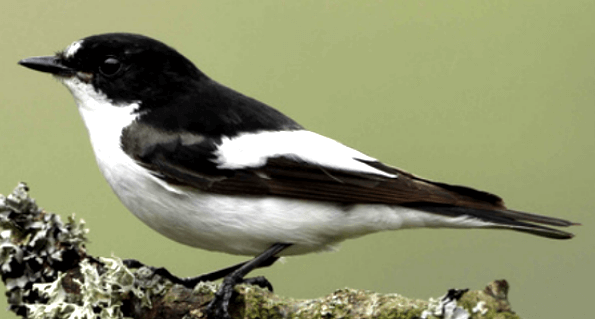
(19, 33, 302, 136)
(20, 33, 206, 106)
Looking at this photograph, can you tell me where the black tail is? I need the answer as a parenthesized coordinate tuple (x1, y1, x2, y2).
(404, 204, 577, 239)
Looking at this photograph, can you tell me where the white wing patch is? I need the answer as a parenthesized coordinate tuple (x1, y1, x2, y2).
(214, 130, 397, 178)
(64, 40, 83, 58)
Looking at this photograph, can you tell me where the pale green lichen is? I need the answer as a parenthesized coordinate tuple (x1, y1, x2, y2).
(0, 184, 168, 319)
(235, 286, 427, 319)
(420, 291, 470, 319)
(0, 183, 89, 315)
(25, 257, 155, 319)
(457, 289, 519, 319)
(192, 280, 218, 295)
(472, 301, 488, 316)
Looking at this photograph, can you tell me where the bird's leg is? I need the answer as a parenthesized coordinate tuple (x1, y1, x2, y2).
(205, 243, 292, 319)
(123, 253, 282, 289)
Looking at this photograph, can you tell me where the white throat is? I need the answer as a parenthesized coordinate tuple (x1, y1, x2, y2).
(60, 76, 140, 146)
(59, 77, 141, 181)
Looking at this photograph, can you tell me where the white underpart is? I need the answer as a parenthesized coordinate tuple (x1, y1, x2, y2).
(64, 40, 83, 58)
(215, 130, 396, 178)
(59, 77, 493, 256)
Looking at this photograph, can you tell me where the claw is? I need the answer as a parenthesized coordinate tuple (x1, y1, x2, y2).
(203, 243, 291, 318)
(205, 276, 238, 319)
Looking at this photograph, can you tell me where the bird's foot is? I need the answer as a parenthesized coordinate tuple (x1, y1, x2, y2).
(204, 274, 241, 319)
(204, 275, 274, 318)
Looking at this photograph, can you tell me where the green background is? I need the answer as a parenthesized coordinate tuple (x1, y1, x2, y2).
(1, 1, 592, 318)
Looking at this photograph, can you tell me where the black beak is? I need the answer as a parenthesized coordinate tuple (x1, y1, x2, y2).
(18, 56, 75, 77)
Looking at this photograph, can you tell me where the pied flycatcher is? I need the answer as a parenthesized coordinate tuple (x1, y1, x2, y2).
(19, 33, 576, 318)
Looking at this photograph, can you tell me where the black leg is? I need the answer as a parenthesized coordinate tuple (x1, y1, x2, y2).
(206, 243, 291, 319)
(123, 253, 282, 288)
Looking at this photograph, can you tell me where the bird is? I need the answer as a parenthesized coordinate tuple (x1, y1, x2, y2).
(19, 33, 577, 318)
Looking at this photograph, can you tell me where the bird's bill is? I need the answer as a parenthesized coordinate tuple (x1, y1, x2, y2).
(18, 56, 75, 77)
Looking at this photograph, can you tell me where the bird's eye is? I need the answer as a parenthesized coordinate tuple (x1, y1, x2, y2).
(99, 57, 122, 77)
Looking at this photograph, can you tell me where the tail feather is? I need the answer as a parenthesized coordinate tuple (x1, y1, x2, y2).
(404, 203, 576, 239)
(489, 222, 574, 240)
(501, 209, 576, 227)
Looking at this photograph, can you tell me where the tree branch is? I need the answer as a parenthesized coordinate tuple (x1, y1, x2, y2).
(0, 183, 520, 319)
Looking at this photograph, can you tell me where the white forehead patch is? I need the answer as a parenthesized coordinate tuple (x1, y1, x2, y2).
(64, 40, 84, 58)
